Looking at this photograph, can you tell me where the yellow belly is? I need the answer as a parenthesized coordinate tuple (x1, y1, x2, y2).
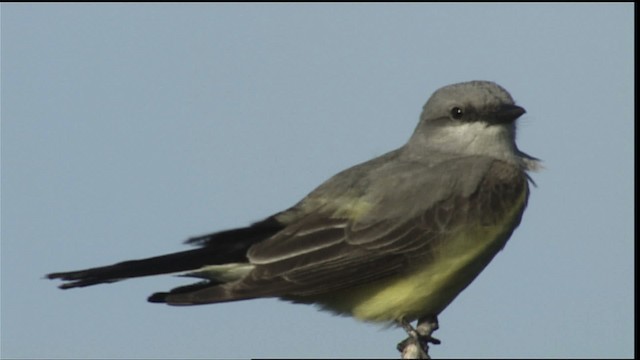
(312, 192, 526, 323)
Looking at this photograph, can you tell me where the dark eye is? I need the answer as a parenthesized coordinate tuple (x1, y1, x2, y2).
(450, 107, 464, 119)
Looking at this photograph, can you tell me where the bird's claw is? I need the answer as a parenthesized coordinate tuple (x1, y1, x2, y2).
(397, 316, 440, 359)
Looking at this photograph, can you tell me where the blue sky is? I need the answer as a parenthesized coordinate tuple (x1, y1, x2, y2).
(1, 3, 634, 359)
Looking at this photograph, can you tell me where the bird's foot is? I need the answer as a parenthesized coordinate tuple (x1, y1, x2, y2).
(397, 316, 440, 359)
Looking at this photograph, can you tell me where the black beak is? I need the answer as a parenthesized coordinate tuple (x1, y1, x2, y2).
(492, 104, 526, 125)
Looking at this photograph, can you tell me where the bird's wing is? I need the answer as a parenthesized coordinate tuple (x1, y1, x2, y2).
(160, 157, 529, 304)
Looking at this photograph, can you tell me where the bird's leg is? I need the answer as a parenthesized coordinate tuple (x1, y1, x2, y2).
(416, 316, 440, 345)
(397, 316, 440, 359)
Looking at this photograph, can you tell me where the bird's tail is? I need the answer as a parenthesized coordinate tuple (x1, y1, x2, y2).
(46, 216, 284, 290)
(46, 247, 229, 289)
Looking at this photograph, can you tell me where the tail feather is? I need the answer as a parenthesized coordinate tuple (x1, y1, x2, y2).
(47, 216, 285, 290)
(149, 282, 255, 305)
(47, 247, 226, 289)
(147, 280, 216, 303)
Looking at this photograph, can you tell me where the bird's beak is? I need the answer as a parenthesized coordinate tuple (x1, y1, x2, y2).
(492, 104, 526, 125)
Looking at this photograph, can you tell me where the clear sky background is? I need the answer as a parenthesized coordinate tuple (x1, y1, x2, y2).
(1, 3, 634, 359)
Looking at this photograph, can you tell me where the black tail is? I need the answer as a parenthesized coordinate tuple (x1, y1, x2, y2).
(47, 216, 284, 289)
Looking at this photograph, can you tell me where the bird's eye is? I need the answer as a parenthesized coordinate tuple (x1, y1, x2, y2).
(450, 107, 464, 119)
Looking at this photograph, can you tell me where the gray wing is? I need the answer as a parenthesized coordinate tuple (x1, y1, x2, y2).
(162, 157, 529, 304)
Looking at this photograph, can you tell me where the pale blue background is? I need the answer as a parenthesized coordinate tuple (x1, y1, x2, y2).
(1, 3, 634, 359)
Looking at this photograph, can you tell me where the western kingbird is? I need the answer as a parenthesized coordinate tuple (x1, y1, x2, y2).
(47, 80, 539, 357)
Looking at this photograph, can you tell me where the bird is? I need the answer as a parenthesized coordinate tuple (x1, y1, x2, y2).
(47, 80, 540, 358)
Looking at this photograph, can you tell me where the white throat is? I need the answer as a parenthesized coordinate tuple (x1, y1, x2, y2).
(408, 122, 528, 168)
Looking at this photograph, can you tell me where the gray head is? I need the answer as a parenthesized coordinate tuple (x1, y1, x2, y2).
(405, 81, 539, 170)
